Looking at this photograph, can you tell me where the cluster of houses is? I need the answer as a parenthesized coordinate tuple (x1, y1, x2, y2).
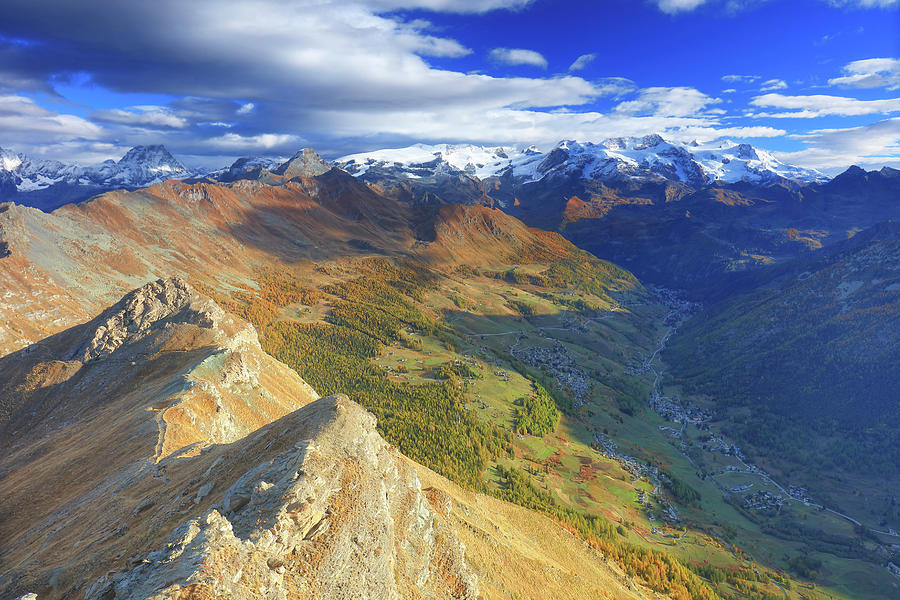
(650, 393, 711, 425)
(788, 485, 815, 504)
(511, 340, 591, 402)
(743, 490, 786, 511)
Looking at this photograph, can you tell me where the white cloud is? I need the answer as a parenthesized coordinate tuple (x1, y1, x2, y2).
(722, 74, 760, 83)
(722, 88, 737, 93)
(760, 78, 787, 91)
(829, 57, 900, 90)
(0, 0, 890, 170)
(488, 47, 548, 69)
(308, 103, 785, 151)
(593, 77, 637, 97)
(0, 95, 102, 144)
(777, 117, 900, 171)
(91, 106, 187, 128)
(750, 93, 900, 117)
(365, 0, 534, 13)
(205, 132, 302, 151)
(825, 1, 899, 8)
(656, 0, 709, 14)
(615, 87, 721, 117)
(654, 0, 898, 14)
(568, 53, 596, 71)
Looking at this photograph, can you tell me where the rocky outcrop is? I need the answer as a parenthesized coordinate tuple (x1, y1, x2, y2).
(74, 277, 213, 362)
(273, 148, 333, 179)
(89, 395, 479, 600)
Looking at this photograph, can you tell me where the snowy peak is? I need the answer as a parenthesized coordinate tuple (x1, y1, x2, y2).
(635, 134, 666, 150)
(337, 143, 522, 180)
(336, 136, 829, 187)
(117, 145, 186, 174)
(0, 147, 24, 172)
(0, 145, 195, 208)
(208, 156, 281, 182)
(105, 144, 190, 187)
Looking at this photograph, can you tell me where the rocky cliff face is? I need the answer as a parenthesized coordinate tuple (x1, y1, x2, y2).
(0, 278, 319, 599)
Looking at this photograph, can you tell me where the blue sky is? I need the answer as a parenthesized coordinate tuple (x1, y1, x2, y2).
(0, 0, 898, 172)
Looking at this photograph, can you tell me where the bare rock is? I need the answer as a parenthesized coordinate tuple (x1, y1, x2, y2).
(273, 148, 333, 179)
(74, 277, 223, 362)
(104, 395, 479, 600)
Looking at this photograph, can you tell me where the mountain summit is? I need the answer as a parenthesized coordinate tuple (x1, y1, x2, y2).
(273, 148, 334, 179)
(117, 144, 188, 177)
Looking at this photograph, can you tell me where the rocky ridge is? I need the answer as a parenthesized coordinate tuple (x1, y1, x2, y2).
(88, 393, 480, 600)
(2, 278, 653, 600)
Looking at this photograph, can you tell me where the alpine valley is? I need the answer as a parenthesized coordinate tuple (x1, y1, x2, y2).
(1, 136, 898, 600)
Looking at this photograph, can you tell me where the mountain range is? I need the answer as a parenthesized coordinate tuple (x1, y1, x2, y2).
(0, 135, 829, 212)
(336, 135, 829, 189)
(0, 145, 191, 211)
(1, 140, 899, 600)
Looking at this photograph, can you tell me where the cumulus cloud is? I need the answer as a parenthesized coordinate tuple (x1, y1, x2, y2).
(760, 78, 787, 91)
(0, 2, 601, 111)
(204, 132, 302, 152)
(825, 0, 899, 8)
(568, 53, 596, 71)
(366, 0, 534, 12)
(0, 94, 102, 144)
(593, 77, 637, 97)
(750, 93, 900, 117)
(654, 0, 898, 14)
(615, 87, 721, 117)
(0, 0, 612, 160)
(0, 0, 891, 170)
(722, 74, 760, 83)
(829, 57, 900, 90)
(318, 104, 785, 152)
(488, 47, 548, 68)
(778, 117, 900, 170)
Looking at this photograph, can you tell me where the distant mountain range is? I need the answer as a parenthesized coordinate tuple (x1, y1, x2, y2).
(336, 135, 829, 188)
(0, 135, 830, 211)
(4, 137, 895, 297)
(0, 145, 191, 211)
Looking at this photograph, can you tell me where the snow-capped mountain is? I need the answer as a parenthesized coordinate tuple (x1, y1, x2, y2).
(336, 135, 828, 187)
(105, 145, 191, 186)
(0, 145, 193, 210)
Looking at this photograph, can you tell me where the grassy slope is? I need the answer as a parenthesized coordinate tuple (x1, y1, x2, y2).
(207, 251, 887, 600)
(665, 235, 900, 541)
